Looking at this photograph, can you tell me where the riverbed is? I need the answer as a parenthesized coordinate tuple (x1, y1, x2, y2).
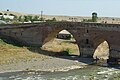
(0, 65, 119, 80)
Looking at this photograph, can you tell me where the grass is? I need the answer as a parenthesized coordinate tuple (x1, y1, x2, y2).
(42, 38, 80, 55)
(0, 39, 48, 65)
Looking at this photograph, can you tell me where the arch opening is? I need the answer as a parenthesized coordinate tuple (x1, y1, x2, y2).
(0, 13, 3, 15)
(4, 13, 7, 15)
(93, 40, 110, 61)
(9, 14, 14, 16)
(41, 29, 80, 56)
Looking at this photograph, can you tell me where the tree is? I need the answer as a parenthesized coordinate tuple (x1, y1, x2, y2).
(33, 16, 39, 21)
(40, 17, 44, 21)
(45, 17, 57, 22)
(7, 9, 9, 11)
(27, 15, 33, 22)
(24, 16, 29, 22)
(52, 17, 57, 21)
(92, 12, 98, 22)
(13, 15, 18, 21)
(0, 16, 5, 20)
(5, 18, 12, 22)
(18, 16, 24, 22)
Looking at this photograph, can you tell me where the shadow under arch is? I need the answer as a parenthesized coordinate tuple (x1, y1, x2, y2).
(93, 38, 110, 60)
(41, 29, 80, 56)
(0, 12, 3, 15)
(42, 28, 63, 45)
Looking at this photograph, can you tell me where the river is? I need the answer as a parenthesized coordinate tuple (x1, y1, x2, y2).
(0, 65, 119, 80)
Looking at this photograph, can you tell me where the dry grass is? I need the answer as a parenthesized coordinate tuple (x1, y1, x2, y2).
(42, 39, 109, 59)
(42, 39, 79, 55)
(0, 40, 48, 65)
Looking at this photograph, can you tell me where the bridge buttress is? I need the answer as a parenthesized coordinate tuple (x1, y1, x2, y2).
(107, 45, 120, 64)
(79, 46, 95, 58)
(78, 38, 95, 58)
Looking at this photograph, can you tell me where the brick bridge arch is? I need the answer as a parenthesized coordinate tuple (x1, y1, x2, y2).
(38, 23, 110, 58)
(42, 28, 79, 45)
(0, 22, 120, 63)
(93, 37, 110, 59)
(42, 28, 80, 55)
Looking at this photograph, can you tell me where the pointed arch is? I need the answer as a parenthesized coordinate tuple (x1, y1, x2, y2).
(42, 29, 80, 56)
(93, 38, 110, 59)
(0, 13, 3, 15)
(4, 13, 7, 15)
(9, 14, 14, 16)
(42, 28, 79, 45)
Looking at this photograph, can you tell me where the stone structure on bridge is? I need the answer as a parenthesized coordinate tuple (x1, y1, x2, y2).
(0, 22, 120, 64)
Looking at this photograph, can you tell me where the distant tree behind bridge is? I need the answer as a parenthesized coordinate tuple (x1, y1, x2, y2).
(92, 12, 98, 22)
(81, 12, 98, 22)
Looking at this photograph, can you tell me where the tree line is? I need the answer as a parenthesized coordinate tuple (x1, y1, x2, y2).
(0, 14, 57, 24)
(0, 12, 98, 24)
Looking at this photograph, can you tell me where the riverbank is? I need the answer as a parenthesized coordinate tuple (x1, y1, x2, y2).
(0, 38, 108, 73)
(0, 38, 84, 73)
(0, 56, 94, 73)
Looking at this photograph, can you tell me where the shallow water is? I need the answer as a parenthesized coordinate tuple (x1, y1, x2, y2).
(0, 65, 120, 80)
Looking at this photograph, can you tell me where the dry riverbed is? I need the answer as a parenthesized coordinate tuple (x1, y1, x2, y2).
(0, 56, 94, 73)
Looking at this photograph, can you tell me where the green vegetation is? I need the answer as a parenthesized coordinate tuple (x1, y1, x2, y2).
(81, 12, 98, 22)
(0, 14, 43, 23)
(18, 16, 24, 22)
(11, 21, 20, 24)
(82, 19, 93, 22)
(52, 17, 57, 21)
(33, 16, 40, 21)
(46, 17, 57, 22)
(42, 38, 79, 56)
(92, 12, 98, 22)
(64, 48, 74, 54)
(24, 16, 29, 22)
(0, 16, 5, 20)
(39, 17, 44, 21)
(13, 15, 18, 21)
(0, 12, 99, 24)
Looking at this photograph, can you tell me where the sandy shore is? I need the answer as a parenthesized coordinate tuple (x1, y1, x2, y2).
(0, 56, 94, 73)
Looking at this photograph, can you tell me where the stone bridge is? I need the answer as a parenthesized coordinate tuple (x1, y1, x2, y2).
(0, 22, 120, 64)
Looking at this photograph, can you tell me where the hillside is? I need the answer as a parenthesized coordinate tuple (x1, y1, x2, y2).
(1, 11, 120, 23)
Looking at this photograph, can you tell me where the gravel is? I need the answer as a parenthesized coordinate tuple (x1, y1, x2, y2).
(0, 56, 94, 73)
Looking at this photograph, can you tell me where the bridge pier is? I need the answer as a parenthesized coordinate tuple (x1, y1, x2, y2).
(80, 46, 95, 58)
(107, 46, 120, 65)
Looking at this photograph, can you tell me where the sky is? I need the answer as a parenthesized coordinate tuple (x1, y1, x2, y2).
(0, 0, 120, 17)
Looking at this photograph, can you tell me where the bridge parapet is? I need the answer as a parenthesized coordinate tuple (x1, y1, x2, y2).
(0, 22, 120, 31)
